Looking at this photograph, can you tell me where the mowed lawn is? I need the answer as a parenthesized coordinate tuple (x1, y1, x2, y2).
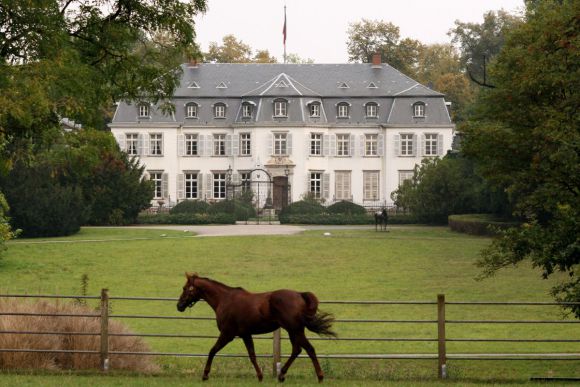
(1, 226, 579, 384)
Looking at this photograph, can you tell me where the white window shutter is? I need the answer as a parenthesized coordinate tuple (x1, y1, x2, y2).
(143, 134, 150, 156)
(232, 134, 239, 156)
(287, 133, 293, 155)
(437, 134, 444, 156)
(232, 173, 241, 185)
(329, 134, 337, 156)
(378, 134, 385, 156)
(305, 173, 311, 194)
(421, 134, 426, 157)
(205, 173, 213, 199)
(206, 135, 213, 156)
(349, 134, 355, 157)
(198, 135, 205, 156)
(138, 134, 144, 155)
(142, 171, 150, 181)
(225, 134, 232, 156)
(177, 135, 185, 156)
(359, 135, 365, 156)
(197, 174, 203, 198)
(413, 134, 419, 157)
(322, 173, 330, 199)
(116, 134, 126, 152)
(267, 133, 273, 155)
(161, 173, 169, 199)
(323, 135, 330, 156)
(177, 173, 184, 200)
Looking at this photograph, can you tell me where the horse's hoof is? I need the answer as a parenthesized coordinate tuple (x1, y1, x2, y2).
(318, 375, 324, 383)
(258, 374, 263, 382)
(202, 375, 209, 381)
(278, 374, 286, 382)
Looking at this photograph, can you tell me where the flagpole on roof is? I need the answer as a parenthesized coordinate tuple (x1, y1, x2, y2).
(283, 5, 287, 64)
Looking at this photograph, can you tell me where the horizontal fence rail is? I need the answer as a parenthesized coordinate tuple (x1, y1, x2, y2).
(1, 292, 579, 379)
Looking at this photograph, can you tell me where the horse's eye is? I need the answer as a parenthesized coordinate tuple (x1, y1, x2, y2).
(189, 286, 194, 291)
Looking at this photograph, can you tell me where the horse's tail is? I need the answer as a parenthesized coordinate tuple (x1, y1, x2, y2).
(301, 292, 337, 338)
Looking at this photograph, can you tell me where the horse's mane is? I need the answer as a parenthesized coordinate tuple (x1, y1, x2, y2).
(200, 276, 245, 291)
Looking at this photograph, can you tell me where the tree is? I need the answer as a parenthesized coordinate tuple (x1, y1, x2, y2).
(253, 50, 278, 63)
(205, 35, 280, 63)
(461, 1, 580, 316)
(346, 19, 423, 77)
(0, 192, 16, 258)
(285, 53, 314, 64)
(392, 155, 510, 224)
(450, 10, 522, 87)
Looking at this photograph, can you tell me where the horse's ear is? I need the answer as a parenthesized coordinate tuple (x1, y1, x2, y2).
(185, 272, 198, 279)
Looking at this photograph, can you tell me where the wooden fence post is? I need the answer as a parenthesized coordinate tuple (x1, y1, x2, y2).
(100, 288, 109, 372)
(272, 328, 281, 378)
(437, 294, 447, 379)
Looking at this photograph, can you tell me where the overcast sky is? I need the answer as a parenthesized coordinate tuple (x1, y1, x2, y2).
(193, 0, 524, 63)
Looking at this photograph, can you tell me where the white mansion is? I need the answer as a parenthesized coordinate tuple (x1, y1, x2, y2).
(110, 56, 454, 210)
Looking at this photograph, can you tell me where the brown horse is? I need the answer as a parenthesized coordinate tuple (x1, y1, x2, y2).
(177, 273, 336, 382)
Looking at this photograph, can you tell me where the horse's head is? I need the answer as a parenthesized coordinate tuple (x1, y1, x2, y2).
(177, 272, 202, 312)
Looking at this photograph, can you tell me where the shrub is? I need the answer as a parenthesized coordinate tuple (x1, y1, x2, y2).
(136, 212, 235, 225)
(0, 298, 157, 371)
(170, 200, 210, 215)
(278, 200, 325, 223)
(208, 200, 256, 221)
(326, 201, 367, 215)
(448, 214, 519, 236)
(283, 214, 372, 225)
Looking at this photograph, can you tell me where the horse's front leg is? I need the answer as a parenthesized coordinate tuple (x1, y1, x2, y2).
(242, 335, 263, 381)
(203, 332, 233, 381)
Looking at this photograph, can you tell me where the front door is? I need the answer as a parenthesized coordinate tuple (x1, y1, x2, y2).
(273, 176, 289, 211)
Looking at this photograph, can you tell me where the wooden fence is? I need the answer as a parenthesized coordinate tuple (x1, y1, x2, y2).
(1, 291, 579, 379)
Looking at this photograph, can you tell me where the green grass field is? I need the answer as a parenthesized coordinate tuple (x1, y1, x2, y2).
(1, 226, 579, 385)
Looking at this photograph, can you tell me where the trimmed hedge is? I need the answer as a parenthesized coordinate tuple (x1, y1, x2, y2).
(448, 214, 519, 236)
(280, 213, 418, 225)
(208, 200, 256, 221)
(278, 200, 325, 223)
(170, 200, 210, 215)
(136, 213, 235, 225)
(326, 201, 367, 215)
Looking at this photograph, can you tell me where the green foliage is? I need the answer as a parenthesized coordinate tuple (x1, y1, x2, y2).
(3, 162, 87, 237)
(208, 200, 256, 221)
(205, 35, 277, 63)
(137, 213, 235, 225)
(392, 155, 510, 224)
(0, 192, 16, 259)
(326, 201, 367, 215)
(461, 1, 580, 316)
(448, 214, 519, 236)
(170, 200, 210, 215)
(278, 200, 325, 223)
(282, 214, 372, 225)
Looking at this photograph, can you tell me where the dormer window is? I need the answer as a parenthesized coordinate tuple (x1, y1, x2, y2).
(214, 103, 226, 118)
(413, 102, 425, 117)
(365, 102, 378, 118)
(337, 102, 350, 118)
(185, 103, 198, 118)
(138, 103, 150, 118)
(274, 99, 288, 117)
(309, 103, 320, 117)
(242, 103, 253, 118)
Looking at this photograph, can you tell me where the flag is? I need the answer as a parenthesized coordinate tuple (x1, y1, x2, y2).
(283, 7, 287, 45)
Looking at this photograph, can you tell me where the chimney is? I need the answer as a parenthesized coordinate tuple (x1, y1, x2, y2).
(372, 53, 382, 68)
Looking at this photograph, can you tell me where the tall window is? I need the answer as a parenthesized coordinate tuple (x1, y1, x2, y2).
(400, 134, 414, 156)
(274, 99, 288, 117)
(138, 104, 149, 118)
(337, 103, 349, 118)
(185, 173, 198, 199)
(241, 172, 251, 193)
(398, 170, 414, 186)
(240, 133, 251, 156)
(214, 134, 226, 156)
(363, 171, 379, 201)
(214, 103, 226, 118)
(242, 104, 253, 118)
(413, 102, 425, 117)
(366, 103, 378, 118)
(150, 133, 163, 156)
(150, 172, 163, 199)
(126, 133, 138, 155)
(274, 133, 287, 155)
(213, 172, 226, 199)
(337, 134, 350, 156)
(309, 103, 320, 117)
(365, 134, 378, 156)
(310, 133, 322, 156)
(335, 171, 351, 201)
(185, 103, 197, 118)
(185, 134, 198, 156)
(424, 134, 438, 156)
(309, 172, 322, 199)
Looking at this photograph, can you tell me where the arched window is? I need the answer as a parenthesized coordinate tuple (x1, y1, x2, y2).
(307, 101, 321, 117)
(185, 103, 198, 118)
(413, 102, 426, 117)
(274, 98, 288, 117)
(138, 103, 150, 118)
(213, 103, 226, 118)
(242, 102, 254, 118)
(337, 102, 350, 118)
(365, 102, 378, 118)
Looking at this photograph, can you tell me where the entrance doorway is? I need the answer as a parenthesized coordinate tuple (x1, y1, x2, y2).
(272, 176, 289, 211)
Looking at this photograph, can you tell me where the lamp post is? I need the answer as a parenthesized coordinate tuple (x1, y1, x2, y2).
(284, 165, 290, 207)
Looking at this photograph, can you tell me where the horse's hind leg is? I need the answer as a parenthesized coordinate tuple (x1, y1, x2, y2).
(242, 335, 263, 381)
(203, 333, 233, 381)
(278, 333, 302, 382)
(295, 331, 324, 382)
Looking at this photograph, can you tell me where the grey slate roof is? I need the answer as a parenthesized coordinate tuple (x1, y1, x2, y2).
(112, 63, 452, 126)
